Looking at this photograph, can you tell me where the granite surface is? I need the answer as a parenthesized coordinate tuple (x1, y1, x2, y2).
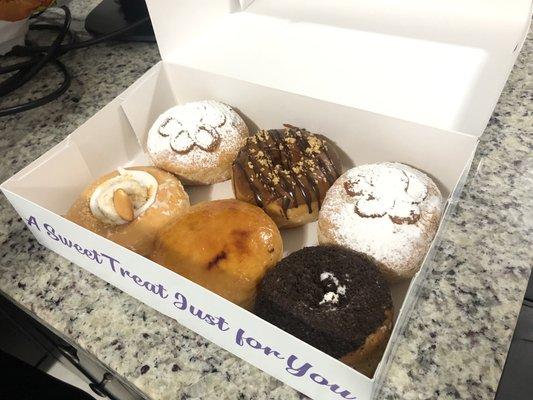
(1, 3, 532, 400)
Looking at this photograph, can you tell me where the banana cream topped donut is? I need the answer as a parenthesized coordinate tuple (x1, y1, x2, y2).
(66, 167, 189, 256)
(232, 124, 342, 228)
(147, 100, 248, 185)
(318, 162, 443, 281)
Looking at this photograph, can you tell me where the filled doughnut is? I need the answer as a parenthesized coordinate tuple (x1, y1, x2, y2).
(65, 166, 190, 257)
(150, 199, 283, 309)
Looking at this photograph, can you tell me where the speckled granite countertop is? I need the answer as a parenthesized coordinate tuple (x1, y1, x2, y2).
(1, 3, 532, 400)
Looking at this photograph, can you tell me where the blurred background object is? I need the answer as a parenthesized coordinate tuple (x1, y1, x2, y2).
(85, 0, 154, 42)
(0, 0, 54, 22)
(0, 1, 152, 116)
(0, 0, 54, 55)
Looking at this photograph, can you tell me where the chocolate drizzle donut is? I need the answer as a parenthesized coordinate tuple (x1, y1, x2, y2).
(232, 124, 341, 228)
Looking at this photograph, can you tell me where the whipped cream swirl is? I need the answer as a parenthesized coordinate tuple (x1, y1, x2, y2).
(89, 168, 158, 225)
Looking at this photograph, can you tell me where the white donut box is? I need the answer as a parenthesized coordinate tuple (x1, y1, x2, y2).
(2, 1, 531, 399)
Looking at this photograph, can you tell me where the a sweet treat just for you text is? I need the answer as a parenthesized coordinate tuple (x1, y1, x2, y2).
(147, 100, 248, 185)
(318, 162, 443, 281)
(66, 166, 190, 257)
(232, 124, 341, 228)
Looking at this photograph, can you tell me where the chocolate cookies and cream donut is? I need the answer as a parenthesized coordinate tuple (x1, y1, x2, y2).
(150, 199, 283, 309)
(66, 167, 189, 256)
(147, 100, 248, 185)
(254, 246, 393, 376)
(232, 125, 341, 228)
(318, 162, 443, 281)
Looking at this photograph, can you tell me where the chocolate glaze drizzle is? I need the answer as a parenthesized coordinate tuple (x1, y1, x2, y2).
(233, 124, 341, 218)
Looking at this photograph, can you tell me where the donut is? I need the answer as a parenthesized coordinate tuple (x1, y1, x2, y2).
(254, 246, 393, 376)
(147, 100, 248, 185)
(65, 166, 190, 257)
(318, 162, 443, 281)
(150, 199, 283, 309)
(232, 124, 342, 228)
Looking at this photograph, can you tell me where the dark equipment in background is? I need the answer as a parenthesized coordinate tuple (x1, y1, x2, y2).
(0, 1, 154, 117)
(85, 0, 155, 42)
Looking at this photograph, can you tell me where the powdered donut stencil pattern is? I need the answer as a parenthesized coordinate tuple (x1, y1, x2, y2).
(147, 100, 248, 185)
(158, 109, 224, 153)
(343, 165, 428, 225)
(318, 162, 443, 281)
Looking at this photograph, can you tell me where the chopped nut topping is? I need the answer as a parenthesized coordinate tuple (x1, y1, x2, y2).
(236, 126, 340, 208)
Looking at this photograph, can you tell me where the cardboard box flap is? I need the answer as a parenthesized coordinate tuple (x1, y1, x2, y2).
(145, 0, 531, 136)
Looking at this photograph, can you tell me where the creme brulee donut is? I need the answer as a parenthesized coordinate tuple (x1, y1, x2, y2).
(150, 199, 283, 309)
(254, 246, 393, 377)
(318, 162, 443, 281)
(147, 100, 248, 185)
(66, 167, 189, 257)
(232, 124, 342, 228)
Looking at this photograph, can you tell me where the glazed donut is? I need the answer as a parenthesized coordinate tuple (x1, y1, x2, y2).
(232, 124, 341, 228)
(65, 166, 189, 257)
(254, 245, 393, 377)
(150, 199, 283, 309)
(147, 100, 248, 185)
(318, 162, 443, 281)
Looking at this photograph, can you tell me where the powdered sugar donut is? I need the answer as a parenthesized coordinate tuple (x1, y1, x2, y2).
(147, 100, 248, 185)
(318, 162, 443, 281)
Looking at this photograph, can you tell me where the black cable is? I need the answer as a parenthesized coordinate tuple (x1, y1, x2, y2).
(0, 60, 70, 117)
(22, 17, 148, 54)
(0, 25, 76, 74)
(0, 6, 150, 117)
(0, 6, 70, 97)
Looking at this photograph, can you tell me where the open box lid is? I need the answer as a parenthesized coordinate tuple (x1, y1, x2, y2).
(145, 0, 532, 137)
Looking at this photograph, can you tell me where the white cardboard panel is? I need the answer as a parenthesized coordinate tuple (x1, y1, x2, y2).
(145, 0, 237, 63)
(2, 99, 150, 214)
(67, 99, 150, 176)
(146, 0, 532, 135)
(2, 140, 93, 214)
(121, 64, 179, 153)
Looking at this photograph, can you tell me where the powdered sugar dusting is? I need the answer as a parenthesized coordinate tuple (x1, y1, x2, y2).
(346, 165, 428, 224)
(319, 162, 443, 277)
(147, 100, 247, 170)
